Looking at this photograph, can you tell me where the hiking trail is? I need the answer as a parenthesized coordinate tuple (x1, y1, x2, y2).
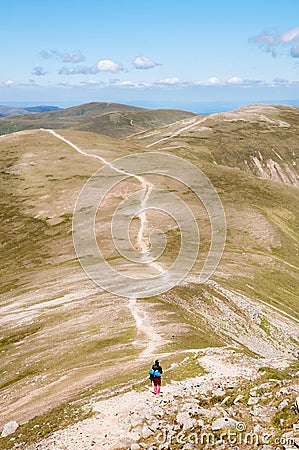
(42, 129, 163, 358)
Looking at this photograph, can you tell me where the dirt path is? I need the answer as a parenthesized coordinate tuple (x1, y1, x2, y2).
(42, 129, 163, 357)
(145, 116, 207, 148)
(26, 348, 281, 450)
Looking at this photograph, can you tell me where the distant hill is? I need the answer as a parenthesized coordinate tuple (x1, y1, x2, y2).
(132, 103, 299, 187)
(0, 101, 195, 137)
(0, 105, 61, 117)
(74, 108, 196, 137)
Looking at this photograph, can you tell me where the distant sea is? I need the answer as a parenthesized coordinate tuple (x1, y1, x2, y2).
(129, 100, 299, 115)
(2, 100, 299, 115)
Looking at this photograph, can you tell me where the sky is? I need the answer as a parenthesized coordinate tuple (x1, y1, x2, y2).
(1, 0, 299, 110)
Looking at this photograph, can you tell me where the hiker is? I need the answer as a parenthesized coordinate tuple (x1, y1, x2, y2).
(152, 359, 163, 395)
(152, 359, 163, 374)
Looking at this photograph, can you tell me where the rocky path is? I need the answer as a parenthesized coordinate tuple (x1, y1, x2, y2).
(25, 348, 293, 450)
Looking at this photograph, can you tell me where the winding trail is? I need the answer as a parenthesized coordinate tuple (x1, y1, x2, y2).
(42, 128, 162, 358)
(145, 116, 208, 148)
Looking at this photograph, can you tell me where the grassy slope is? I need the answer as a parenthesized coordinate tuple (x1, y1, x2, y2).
(0, 129, 223, 428)
(0, 130, 138, 425)
(74, 108, 196, 138)
(131, 104, 299, 318)
(0, 101, 195, 138)
(0, 105, 298, 436)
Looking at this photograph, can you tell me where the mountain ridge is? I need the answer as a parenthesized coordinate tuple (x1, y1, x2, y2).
(0, 103, 298, 448)
(0, 101, 196, 138)
(0, 105, 62, 117)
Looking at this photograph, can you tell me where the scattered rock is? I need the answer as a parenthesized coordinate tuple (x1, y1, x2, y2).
(251, 405, 275, 422)
(152, 406, 164, 417)
(197, 407, 218, 419)
(253, 424, 265, 433)
(141, 425, 153, 439)
(233, 394, 243, 404)
(278, 399, 289, 411)
(211, 417, 237, 430)
(176, 412, 196, 431)
(1, 421, 19, 437)
(182, 444, 195, 449)
(221, 396, 231, 404)
(131, 444, 141, 450)
(247, 396, 259, 405)
(119, 436, 135, 448)
(212, 388, 226, 397)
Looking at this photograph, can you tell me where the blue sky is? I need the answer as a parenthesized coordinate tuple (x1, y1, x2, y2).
(1, 0, 299, 108)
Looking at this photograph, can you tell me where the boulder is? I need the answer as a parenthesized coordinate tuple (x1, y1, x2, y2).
(1, 421, 19, 437)
(211, 417, 237, 430)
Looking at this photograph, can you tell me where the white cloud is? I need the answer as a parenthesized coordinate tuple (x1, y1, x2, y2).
(157, 77, 182, 85)
(59, 66, 99, 75)
(114, 80, 151, 88)
(113, 80, 137, 87)
(53, 75, 299, 90)
(133, 56, 160, 69)
(32, 66, 47, 76)
(97, 59, 123, 73)
(280, 26, 299, 43)
(249, 31, 278, 56)
(196, 77, 223, 86)
(40, 50, 85, 63)
(250, 26, 299, 58)
(59, 51, 85, 63)
(2, 79, 42, 88)
(58, 80, 105, 88)
(3, 80, 14, 87)
(227, 76, 244, 85)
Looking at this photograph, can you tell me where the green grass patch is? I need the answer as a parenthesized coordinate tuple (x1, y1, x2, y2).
(163, 354, 205, 382)
(0, 325, 41, 348)
(0, 368, 37, 390)
(258, 366, 288, 381)
(0, 402, 92, 450)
